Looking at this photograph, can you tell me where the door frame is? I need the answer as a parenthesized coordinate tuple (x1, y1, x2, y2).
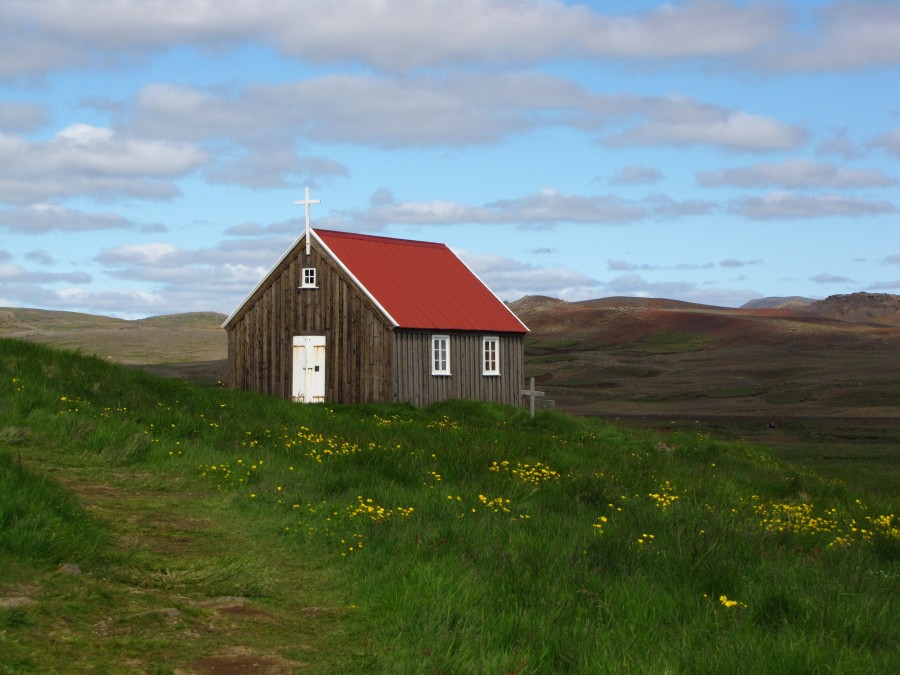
(291, 335, 326, 403)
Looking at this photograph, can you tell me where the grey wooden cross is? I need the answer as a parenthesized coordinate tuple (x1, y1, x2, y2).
(294, 186, 321, 257)
(521, 377, 545, 418)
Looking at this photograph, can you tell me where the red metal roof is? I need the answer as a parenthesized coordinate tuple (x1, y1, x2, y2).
(315, 229, 528, 333)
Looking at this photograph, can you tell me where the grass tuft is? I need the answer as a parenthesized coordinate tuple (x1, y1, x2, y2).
(0, 450, 110, 567)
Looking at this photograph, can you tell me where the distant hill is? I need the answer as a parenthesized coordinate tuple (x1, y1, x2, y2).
(0, 307, 226, 334)
(741, 296, 816, 310)
(136, 311, 228, 329)
(506, 295, 567, 311)
(800, 292, 900, 325)
(0, 307, 227, 377)
(0, 307, 127, 333)
(510, 292, 900, 419)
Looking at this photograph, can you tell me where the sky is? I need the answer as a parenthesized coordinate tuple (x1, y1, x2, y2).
(1, 0, 899, 319)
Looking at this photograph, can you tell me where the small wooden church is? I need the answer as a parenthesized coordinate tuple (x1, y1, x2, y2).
(222, 196, 529, 407)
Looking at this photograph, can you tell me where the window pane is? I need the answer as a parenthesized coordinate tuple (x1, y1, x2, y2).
(432, 335, 450, 375)
(483, 337, 499, 375)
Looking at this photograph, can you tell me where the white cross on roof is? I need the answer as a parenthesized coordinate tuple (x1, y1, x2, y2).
(294, 186, 321, 256)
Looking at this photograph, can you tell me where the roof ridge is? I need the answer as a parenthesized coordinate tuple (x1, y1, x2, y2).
(315, 228, 446, 249)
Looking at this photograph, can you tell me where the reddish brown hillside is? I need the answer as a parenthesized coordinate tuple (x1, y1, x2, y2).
(510, 294, 900, 420)
(510, 294, 889, 350)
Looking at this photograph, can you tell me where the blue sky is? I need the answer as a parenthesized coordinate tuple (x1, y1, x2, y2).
(1, 0, 898, 318)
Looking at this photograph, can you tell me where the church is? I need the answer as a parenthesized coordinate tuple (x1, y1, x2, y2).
(222, 191, 529, 406)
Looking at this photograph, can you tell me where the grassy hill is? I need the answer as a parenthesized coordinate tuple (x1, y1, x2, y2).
(4, 299, 899, 494)
(0, 307, 227, 383)
(1, 338, 897, 673)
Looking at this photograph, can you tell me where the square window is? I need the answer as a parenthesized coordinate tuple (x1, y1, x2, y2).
(432, 335, 450, 375)
(301, 267, 317, 288)
(483, 336, 499, 376)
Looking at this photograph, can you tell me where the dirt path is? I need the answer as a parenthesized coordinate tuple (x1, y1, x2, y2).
(6, 461, 360, 674)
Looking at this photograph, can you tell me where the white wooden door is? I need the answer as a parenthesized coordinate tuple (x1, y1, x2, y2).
(292, 336, 326, 403)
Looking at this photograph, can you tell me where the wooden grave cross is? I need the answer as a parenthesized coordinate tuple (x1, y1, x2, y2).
(521, 377, 545, 418)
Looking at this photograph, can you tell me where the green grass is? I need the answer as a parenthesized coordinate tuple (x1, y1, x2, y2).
(0, 449, 109, 568)
(0, 338, 898, 673)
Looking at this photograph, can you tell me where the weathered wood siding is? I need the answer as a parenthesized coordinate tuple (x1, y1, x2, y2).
(393, 331, 524, 407)
(226, 239, 394, 403)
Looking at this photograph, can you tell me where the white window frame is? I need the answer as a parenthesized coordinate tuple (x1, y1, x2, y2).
(301, 267, 317, 289)
(482, 336, 500, 376)
(431, 335, 450, 376)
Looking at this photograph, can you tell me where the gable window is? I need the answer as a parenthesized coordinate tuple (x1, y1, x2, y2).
(301, 267, 317, 288)
(432, 335, 450, 376)
(482, 336, 499, 376)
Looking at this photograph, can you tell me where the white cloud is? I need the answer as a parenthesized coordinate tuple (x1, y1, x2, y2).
(486, 190, 646, 226)
(0, 204, 137, 233)
(5, 1, 899, 80)
(131, 75, 803, 154)
(769, 1, 900, 73)
(132, 75, 584, 148)
(458, 251, 600, 302)
(95, 242, 179, 266)
(51, 124, 205, 176)
(88, 235, 303, 314)
(872, 129, 900, 158)
(51, 286, 167, 317)
(0, 125, 207, 203)
(866, 279, 900, 290)
(610, 165, 663, 185)
(697, 159, 895, 189)
(0, 262, 90, 283)
(0, 102, 50, 132)
(885, 253, 900, 265)
(0, 29, 83, 80)
(730, 192, 896, 220)
(96, 237, 291, 271)
(24, 284, 181, 318)
(719, 258, 762, 268)
(272, 0, 783, 69)
(205, 146, 349, 190)
(25, 249, 54, 265)
(603, 105, 805, 151)
(223, 220, 300, 237)
(608, 260, 660, 272)
(604, 273, 696, 297)
(810, 272, 854, 284)
(601, 272, 761, 307)
(644, 195, 716, 218)
(608, 258, 735, 272)
(0, 1, 785, 78)
(817, 129, 864, 159)
(321, 188, 646, 230)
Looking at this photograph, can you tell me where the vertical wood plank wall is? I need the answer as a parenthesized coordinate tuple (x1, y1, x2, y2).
(393, 331, 524, 407)
(225, 239, 394, 403)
